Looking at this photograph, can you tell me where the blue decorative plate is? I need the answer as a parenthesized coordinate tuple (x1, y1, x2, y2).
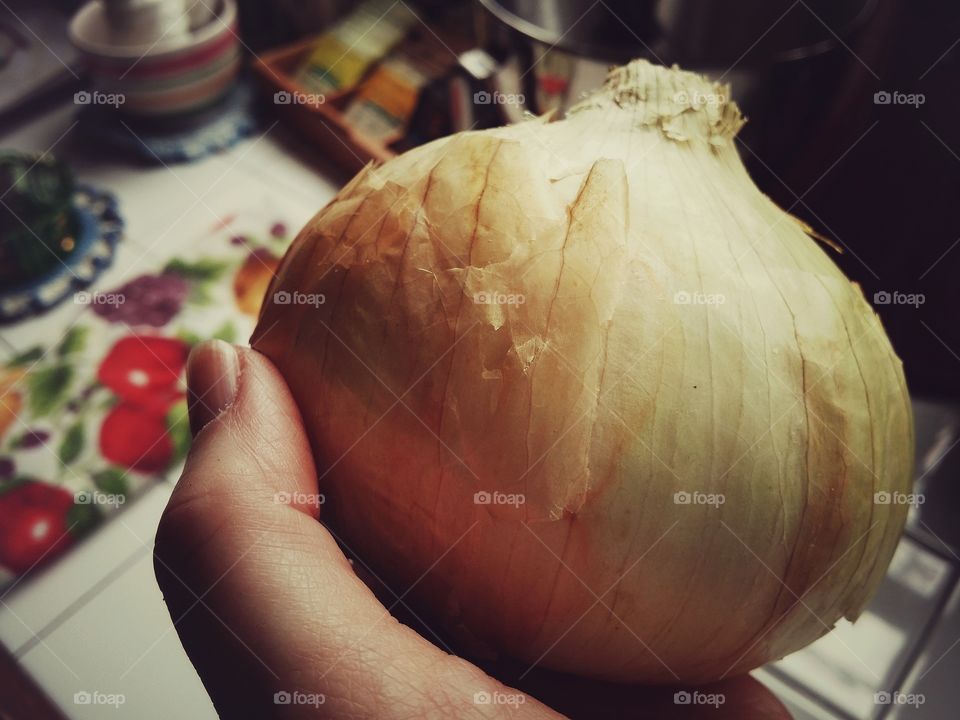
(0, 184, 123, 324)
(76, 83, 257, 164)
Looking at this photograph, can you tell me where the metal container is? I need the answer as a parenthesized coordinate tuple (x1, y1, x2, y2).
(477, 0, 876, 66)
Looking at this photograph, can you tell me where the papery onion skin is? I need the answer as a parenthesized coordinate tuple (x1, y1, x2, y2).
(252, 59, 913, 684)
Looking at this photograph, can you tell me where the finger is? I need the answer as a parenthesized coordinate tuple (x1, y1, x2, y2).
(154, 341, 559, 719)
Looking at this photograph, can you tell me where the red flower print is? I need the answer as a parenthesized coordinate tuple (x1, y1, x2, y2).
(0, 481, 75, 574)
(97, 335, 188, 407)
(99, 401, 173, 473)
(96, 335, 189, 474)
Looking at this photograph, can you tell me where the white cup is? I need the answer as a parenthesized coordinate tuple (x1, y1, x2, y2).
(184, 0, 216, 31)
(101, 0, 191, 48)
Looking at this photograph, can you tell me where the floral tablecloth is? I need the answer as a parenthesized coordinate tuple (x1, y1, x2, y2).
(0, 213, 293, 589)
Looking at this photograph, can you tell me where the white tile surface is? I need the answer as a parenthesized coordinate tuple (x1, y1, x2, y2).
(17, 530, 216, 720)
(1, 100, 337, 719)
(892, 578, 960, 719)
(773, 613, 907, 718)
(0, 482, 173, 654)
(763, 536, 955, 719)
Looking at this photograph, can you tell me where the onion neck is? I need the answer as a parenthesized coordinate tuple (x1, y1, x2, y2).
(567, 59, 746, 149)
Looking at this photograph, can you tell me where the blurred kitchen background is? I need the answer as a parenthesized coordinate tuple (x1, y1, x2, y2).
(0, 1, 958, 718)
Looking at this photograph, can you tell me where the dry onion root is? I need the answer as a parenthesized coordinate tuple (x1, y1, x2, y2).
(252, 59, 913, 684)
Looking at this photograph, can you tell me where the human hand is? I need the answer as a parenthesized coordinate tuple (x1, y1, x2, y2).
(154, 340, 792, 719)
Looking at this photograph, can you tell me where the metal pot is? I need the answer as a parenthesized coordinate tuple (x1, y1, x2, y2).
(477, 0, 876, 66)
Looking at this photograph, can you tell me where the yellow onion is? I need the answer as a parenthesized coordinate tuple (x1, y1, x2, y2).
(252, 59, 913, 683)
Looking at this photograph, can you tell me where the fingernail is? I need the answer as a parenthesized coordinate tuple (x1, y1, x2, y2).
(186, 339, 239, 436)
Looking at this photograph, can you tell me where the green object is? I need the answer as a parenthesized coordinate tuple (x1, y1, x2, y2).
(6, 346, 43, 367)
(58, 422, 85, 465)
(27, 364, 73, 417)
(0, 151, 78, 285)
(57, 326, 89, 357)
(66, 501, 101, 537)
(212, 320, 237, 343)
(165, 401, 192, 465)
(162, 258, 229, 281)
(92, 468, 129, 497)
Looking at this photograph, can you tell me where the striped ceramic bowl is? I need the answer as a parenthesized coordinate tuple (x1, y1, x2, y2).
(69, 0, 240, 117)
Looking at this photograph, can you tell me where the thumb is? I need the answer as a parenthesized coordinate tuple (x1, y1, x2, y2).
(154, 340, 557, 719)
